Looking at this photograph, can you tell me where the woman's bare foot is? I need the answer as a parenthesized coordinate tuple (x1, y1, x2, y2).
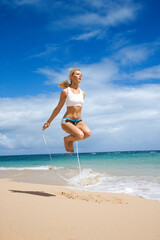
(69, 141, 74, 153)
(64, 137, 70, 152)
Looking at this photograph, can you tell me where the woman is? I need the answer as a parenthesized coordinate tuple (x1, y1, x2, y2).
(42, 68, 91, 153)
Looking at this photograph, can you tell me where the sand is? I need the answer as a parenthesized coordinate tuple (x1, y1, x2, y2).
(0, 178, 160, 240)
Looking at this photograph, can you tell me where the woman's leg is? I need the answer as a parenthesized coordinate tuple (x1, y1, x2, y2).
(76, 121, 91, 140)
(61, 121, 91, 152)
(61, 122, 85, 152)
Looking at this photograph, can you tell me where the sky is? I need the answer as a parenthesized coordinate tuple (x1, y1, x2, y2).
(0, 0, 160, 155)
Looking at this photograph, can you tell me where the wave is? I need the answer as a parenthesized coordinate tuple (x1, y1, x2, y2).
(68, 168, 160, 201)
(0, 166, 63, 171)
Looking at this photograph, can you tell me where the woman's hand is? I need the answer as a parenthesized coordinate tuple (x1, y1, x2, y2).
(42, 122, 50, 131)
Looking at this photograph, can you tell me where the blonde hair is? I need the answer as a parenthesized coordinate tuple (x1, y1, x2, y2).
(58, 68, 80, 88)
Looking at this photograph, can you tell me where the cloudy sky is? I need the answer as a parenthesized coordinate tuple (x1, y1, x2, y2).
(0, 0, 160, 155)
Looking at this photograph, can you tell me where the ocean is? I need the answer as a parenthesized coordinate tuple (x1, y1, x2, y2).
(0, 150, 160, 201)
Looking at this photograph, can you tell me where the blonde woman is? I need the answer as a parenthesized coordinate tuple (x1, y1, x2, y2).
(42, 68, 91, 153)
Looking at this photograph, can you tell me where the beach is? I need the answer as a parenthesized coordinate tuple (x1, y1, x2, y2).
(0, 178, 160, 240)
(0, 152, 160, 200)
(0, 152, 160, 239)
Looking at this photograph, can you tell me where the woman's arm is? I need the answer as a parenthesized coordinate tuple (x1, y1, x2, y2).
(42, 89, 67, 130)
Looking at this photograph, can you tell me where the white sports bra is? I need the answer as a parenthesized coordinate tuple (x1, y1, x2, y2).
(65, 87, 84, 107)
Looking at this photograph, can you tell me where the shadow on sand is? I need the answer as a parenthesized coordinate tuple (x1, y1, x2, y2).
(9, 190, 56, 197)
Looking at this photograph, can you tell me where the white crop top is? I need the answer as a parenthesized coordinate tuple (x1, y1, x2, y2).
(65, 87, 84, 107)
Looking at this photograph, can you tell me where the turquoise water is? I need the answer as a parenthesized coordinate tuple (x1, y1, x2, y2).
(0, 151, 159, 176)
(0, 151, 160, 201)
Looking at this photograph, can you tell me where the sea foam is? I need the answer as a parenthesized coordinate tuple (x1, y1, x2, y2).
(69, 168, 104, 186)
(68, 168, 160, 201)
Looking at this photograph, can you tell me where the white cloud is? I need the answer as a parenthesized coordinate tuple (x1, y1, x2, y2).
(113, 41, 160, 65)
(114, 45, 149, 65)
(0, 133, 17, 149)
(1, 61, 160, 155)
(59, 6, 137, 29)
(36, 68, 68, 85)
(131, 65, 160, 80)
(50, 1, 140, 31)
(26, 44, 60, 59)
(0, 94, 66, 155)
(72, 30, 101, 41)
(105, 6, 136, 25)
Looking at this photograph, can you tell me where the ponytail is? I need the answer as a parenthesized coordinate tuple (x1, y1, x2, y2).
(58, 80, 70, 89)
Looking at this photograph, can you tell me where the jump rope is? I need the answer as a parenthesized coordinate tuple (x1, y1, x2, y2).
(41, 130, 82, 183)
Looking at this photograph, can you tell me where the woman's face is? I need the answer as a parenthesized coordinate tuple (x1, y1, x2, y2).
(72, 70, 82, 84)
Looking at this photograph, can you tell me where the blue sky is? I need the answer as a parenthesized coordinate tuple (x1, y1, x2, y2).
(0, 0, 160, 155)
